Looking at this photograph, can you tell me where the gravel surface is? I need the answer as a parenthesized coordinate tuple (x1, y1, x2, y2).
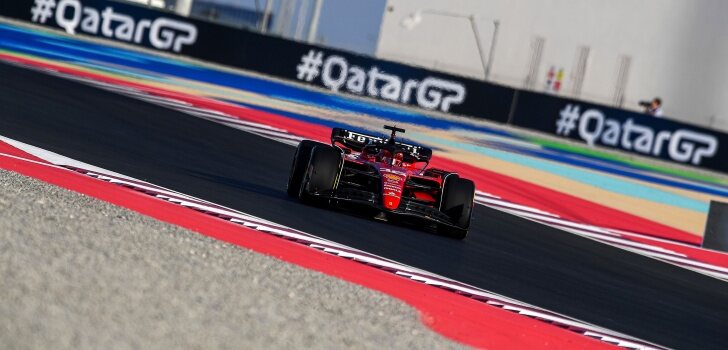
(0, 169, 463, 350)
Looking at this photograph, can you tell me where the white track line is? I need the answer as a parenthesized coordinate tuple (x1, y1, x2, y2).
(44, 60, 728, 281)
(0, 133, 665, 350)
(38, 60, 728, 282)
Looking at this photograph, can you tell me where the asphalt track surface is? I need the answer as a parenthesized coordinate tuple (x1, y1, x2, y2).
(2, 62, 728, 349)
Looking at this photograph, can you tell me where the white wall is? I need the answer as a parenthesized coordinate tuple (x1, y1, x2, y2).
(376, 0, 728, 131)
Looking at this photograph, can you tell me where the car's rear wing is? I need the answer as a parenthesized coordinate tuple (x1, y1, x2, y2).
(331, 128, 432, 162)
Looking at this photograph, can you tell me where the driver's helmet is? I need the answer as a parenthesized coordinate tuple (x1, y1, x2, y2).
(392, 151, 404, 167)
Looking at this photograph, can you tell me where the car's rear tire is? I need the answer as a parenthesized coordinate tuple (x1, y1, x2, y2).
(299, 145, 342, 204)
(287, 140, 323, 197)
(438, 176, 475, 239)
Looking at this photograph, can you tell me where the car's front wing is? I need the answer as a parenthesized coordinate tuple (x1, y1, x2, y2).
(310, 188, 459, 228)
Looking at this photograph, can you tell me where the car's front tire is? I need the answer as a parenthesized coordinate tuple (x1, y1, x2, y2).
(299, 145, 342, 204)
(287, 140, 323, 197)
(438, 176, 475, 239)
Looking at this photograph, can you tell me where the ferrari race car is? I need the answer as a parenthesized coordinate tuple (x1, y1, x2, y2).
(287, 125, 475, 239)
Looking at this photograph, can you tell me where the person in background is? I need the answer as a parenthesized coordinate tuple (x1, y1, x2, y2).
(639, 97, 663, 117)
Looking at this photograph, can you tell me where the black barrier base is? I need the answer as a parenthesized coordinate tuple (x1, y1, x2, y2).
(702, 201, 728, 252)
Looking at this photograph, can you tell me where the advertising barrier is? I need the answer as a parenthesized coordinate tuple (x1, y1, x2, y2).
(19, 0, 199, 53)
(511, 92, 725, 171)
(0, 0, 515, 123)
(287, 49, 515, 120)
(2, 0, 728, 172)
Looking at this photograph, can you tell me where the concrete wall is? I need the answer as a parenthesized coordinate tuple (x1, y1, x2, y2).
(376, 0, 728, 131)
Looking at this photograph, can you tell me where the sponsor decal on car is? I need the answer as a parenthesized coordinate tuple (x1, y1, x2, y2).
(380, 168, 407, 176)
(383, 173, 401, 181)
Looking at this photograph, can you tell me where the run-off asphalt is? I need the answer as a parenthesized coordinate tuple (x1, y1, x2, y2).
(0, 170, 463, 349)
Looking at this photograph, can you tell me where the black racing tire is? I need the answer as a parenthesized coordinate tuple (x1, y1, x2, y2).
(438, 176, 475, 239)
(287, 140, 322, 197)
(299, 145, 342, 204)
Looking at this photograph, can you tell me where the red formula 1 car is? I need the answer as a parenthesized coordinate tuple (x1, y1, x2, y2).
(287, 125, 475, 239)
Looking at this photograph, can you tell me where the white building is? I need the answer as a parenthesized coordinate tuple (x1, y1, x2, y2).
(376, 0, 728, 131)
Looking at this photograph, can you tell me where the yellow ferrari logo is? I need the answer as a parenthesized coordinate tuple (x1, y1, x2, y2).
(383, 173, 400, 181)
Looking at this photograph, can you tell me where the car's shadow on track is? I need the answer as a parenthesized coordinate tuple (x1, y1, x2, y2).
(183, 169, 464, 240)
(296, 197, 467, 241)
